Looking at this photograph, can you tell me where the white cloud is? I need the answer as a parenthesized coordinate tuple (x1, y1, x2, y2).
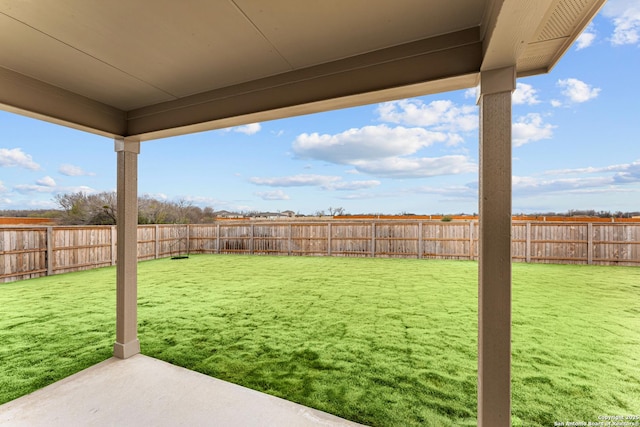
(0, 148, 40, 170)
(142, 192, 169, 200)
(557, 78, 601, 103)
(550, 99, 563, 108)
(464, 87, 479, 99)
(250, 174, 341, 187)
(376, 99, 477, 132)
(14, 184, 55, 193)
(513, 175, 615, 196)
(609, 160, 640, 183)
(233, 123, 262, 135)
(544, 161, 637, 176)
(254, 190, 290, 201)
(412, 184, 477, 197)
(11, 199, 58, 209)
(292, 123, 477, 179)
(512, 83, 541, 105)
(352, 155, 476, 179)
(603, 0, 640, 46)
(293, 125, 451, 164)
(575, 23, 597, 50)
(249, 174, 381, 192)
(0, 181, 6, 192)
(513, 159, 640, 199)
(324, 180, 381, 191)
(36, 176, 56, 187)
(14, 183, 94, 194)
(512, 114, 555, 147)
(59, 164, 95, 176)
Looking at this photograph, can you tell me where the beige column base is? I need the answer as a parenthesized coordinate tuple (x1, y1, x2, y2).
(113, 339, 141, 359)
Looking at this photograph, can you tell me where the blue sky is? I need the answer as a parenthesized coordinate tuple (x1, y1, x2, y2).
(1, 1, 639, 215)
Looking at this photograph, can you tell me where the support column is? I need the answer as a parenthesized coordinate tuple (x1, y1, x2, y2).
(477, 66, 515, 427)
(113, 138, 141, 359)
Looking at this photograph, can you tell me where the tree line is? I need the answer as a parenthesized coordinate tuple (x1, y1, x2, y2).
(51, 192, 217, 225)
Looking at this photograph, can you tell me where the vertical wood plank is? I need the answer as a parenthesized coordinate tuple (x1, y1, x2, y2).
(111, 226, 117, 266)
(469, 221, 474, 260)
(46, 227, 54, 276)
(525, 222, 531, 263)
(216, 223, 221, 254)
(587, 222, 593, 265)
(418, 222, 424, 259)
(250, 223, 254, 255)
(371, 222, 376, 258)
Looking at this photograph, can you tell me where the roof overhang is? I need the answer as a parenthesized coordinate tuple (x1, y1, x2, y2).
(0, 0, 605, 141)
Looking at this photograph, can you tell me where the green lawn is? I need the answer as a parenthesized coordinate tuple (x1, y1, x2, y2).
(1, 255, 639, 426)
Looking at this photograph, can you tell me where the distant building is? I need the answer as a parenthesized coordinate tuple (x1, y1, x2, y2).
(249, 212, 290, 220)
(213, 210, 244, 219)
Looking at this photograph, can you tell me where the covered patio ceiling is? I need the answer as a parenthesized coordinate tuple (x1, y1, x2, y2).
(1, 0, 602, 142)
(0, 1, 604, 426)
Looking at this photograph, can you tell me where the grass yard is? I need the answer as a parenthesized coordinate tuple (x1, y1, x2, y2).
(1, 255, 639, 426)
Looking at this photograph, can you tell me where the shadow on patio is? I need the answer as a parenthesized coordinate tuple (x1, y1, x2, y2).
(0, 355, 364, 427)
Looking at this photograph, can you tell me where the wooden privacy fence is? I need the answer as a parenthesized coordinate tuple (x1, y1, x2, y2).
(1, 221, 639, 283)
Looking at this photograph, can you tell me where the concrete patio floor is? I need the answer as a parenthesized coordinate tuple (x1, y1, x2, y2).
(0, 354, 366, 427)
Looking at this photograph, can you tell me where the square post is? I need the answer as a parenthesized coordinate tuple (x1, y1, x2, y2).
(113, 138, 141, 359)
(46, 226, 54, 276)
(477, 66, 515, 426)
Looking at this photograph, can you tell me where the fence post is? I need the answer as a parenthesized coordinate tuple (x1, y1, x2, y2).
(327, 222, 332, 256)
(46, 227, 54, 276)
(418, 222, 423, 259)
(186, 224, 191, 255)
(154, 225, 160, 259)
(250, 223, 254, 254)
(371, 222, 376, 257)
(525, 222, 531, 263)
(216, 223, 221, 254)
(469, 222, 474, 260)
(111, 226, 117, 266)
(288, 224, 292, 256)
(587, 223, 593, 265)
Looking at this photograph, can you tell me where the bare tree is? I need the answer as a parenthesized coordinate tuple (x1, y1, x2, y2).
(55, 191, 117, 225)
(328, 206, 346, 216)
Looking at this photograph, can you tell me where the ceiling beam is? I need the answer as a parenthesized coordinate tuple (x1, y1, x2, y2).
(126, 27, 482, 141)
(0, 66, 126, 138)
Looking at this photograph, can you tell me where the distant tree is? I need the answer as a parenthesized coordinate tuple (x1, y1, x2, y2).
(172, 199, 199, 224)
(55, 191, 117, 225)
(54, 192, 215, 225)
(328, 206, 346, 216)
(201, 207, 216, 223)
(138, 195, 169, 224)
